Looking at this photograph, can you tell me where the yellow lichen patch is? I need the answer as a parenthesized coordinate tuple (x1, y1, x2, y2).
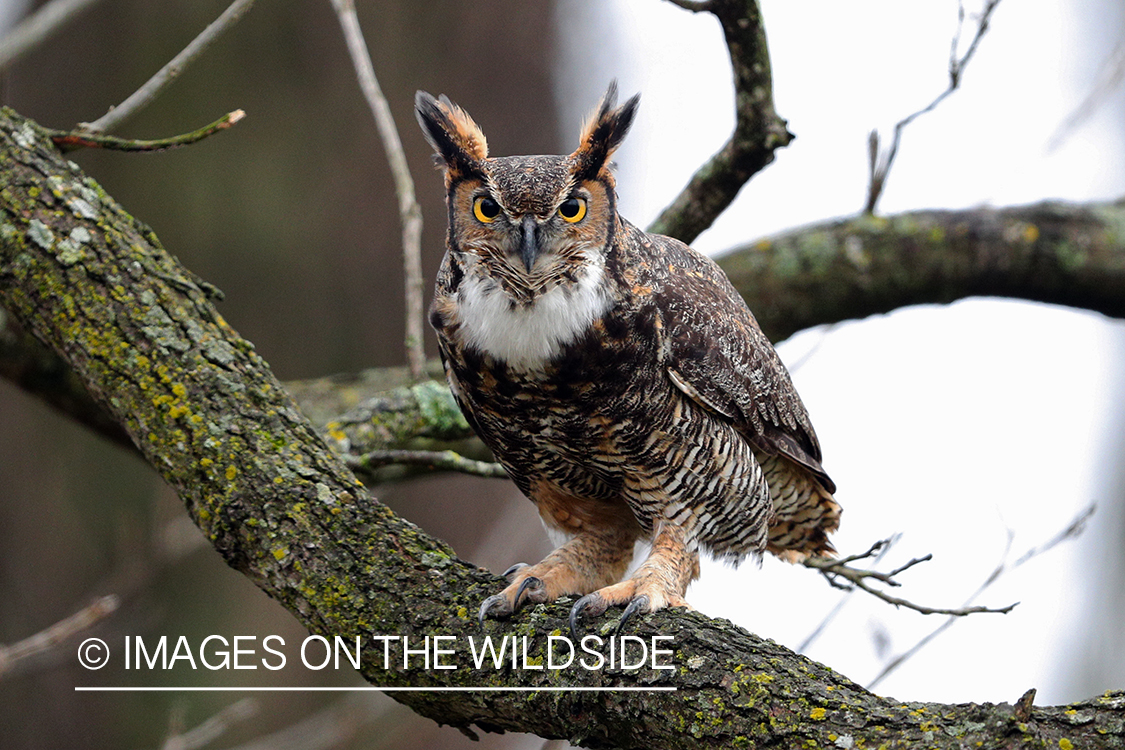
(1059, 739, 1073, 750)
(200, 458, 213, 467)
(168, 405, 188, 419)
(225, 465, 237, 480)
(172, 383, 186, 398)
(272, 547, 289, 561)
(810, 707, 826, 721)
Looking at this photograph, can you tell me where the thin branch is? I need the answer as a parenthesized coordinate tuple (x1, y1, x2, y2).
(798, 534, 900, 653)
(865, 503, 1096, 690)
(348, 449, 508, 479)
(804, 539, 1018, 617)
(0, 0, 104, 71)
(0, 594, 118, 677)
(1047, 34, 1125, 152)
(80, 0, 256, 135)
(223, 695, 391, 750)
(864, 0, 1003, 214)
(329, 0, 426, 382)
(160, 699, 258, 750)
(47, 109, 245, 153)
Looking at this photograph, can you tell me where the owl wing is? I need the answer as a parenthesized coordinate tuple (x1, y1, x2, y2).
(647, 234, 836, 494)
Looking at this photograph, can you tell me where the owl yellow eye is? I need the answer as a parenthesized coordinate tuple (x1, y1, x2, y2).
(473, 195, 501, 223)
(558, 197, 587, 223)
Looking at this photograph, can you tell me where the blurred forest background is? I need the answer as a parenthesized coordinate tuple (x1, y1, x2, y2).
(0, 0, 1123, 748)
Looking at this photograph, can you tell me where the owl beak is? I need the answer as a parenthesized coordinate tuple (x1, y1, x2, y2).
(518, 215, 542, 273)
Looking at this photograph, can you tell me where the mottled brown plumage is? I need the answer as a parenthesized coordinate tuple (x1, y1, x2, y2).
(415, 83, 840, 628)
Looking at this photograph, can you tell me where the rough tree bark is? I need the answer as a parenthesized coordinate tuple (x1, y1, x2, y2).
(721, 202, 1125, 341)
(2, 107, 1124, 747)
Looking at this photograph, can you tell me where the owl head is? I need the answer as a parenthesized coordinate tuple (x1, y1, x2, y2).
(415, 83, 639, 301)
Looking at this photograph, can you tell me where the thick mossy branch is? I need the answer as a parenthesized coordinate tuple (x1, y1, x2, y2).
(719, 201, 1125, 341)
(1, 108, 1124, 748)
(648, 0, 793, 244)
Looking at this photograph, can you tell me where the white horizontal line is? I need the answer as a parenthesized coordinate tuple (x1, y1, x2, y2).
(75, 686, 677, 692)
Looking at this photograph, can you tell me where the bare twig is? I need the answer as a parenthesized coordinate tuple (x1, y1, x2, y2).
(224, 695, 391, 750)
(348, 449, 507, 479)
(80, 0, 256, 135)
(804, 538, 1018, 617)
(0, 594, 118, 677)
(1047, 34, 1125, 152)
(47, 110, 245, 153)
(160, 699, 259, 750)
(0, 0, 104, 71)
(865, 503, 1096, 690)
(329, 0, 426, 382)
(798, 534, 899, 653)
(864, 0, 1003, 214)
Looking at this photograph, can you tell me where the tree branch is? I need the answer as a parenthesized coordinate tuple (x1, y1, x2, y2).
(648, 0, 793, 244)
(0, 0, 104, 71)
(329, 0, 427, 382)
(47, 109, 245, 153)
(0, 594, 118, 677)
(717, 199, 1125, 341)
(1, 107, 1123, 749)
(864, 0, 1003, 214)
(805, 539, 1018, 617)
(79, 0, 256, 135)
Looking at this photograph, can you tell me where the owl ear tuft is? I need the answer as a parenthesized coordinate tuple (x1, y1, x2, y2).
(415, 91, 489, 175)
(571, 81, 639, 182)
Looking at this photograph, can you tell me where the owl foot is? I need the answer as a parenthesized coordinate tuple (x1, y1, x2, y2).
(477, 574, 546, 626)
(567, 575, 692, 638)
(568, 522, 699, 636)
(477, 527, 639, 625)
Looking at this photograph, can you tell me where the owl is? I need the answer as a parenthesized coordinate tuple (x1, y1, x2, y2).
(415, 83, 840, 630)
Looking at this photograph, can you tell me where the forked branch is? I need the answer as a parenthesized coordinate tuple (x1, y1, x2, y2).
(864, 0, 1003, 214)
(804, 539, 1017, 617)
(46, 110, 245, 153)
(80, 0, 256, 135)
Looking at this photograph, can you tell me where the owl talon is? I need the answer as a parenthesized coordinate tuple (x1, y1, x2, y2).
(568, 593, 608, 640)
(478, 594, 513, 626)
(514, 575, 544, 607)
(616, 594, 650, 634)
(502, 562, 528, 580)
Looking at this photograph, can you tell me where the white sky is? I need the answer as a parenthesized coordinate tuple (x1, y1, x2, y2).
(557, 0, 1125, 705)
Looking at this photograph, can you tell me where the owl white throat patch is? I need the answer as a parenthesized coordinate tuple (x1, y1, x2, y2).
(456, 257, 613, 370)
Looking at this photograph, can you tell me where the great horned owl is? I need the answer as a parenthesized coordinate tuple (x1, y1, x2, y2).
(416, 83, 840, 630)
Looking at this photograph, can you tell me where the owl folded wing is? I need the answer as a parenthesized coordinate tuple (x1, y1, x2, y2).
(652, 238, 836, 494)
